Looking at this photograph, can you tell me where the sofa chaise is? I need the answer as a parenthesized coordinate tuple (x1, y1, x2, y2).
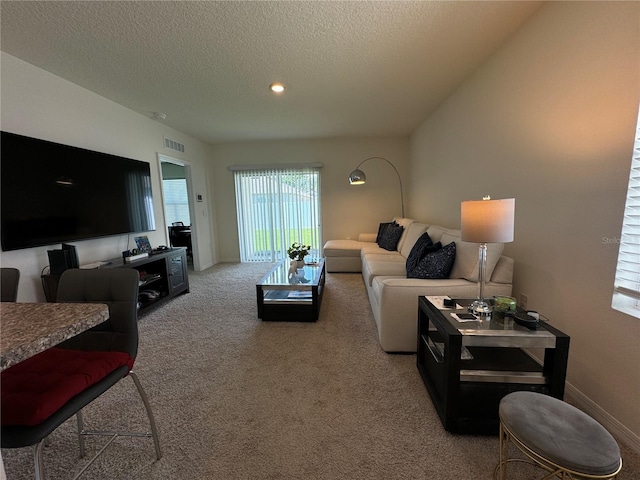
(323, 218, 514, 352)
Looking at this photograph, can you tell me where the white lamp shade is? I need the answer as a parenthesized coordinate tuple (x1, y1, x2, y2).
(461, 198, 515, 243)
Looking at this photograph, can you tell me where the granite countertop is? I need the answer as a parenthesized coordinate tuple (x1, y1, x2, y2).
(0, 302, 109, 371)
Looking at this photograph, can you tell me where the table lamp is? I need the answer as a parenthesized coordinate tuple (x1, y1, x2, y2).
(461, 196, 515, 315)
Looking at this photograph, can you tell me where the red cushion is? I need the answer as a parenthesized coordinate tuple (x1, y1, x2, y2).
(1, 347, 134, 426)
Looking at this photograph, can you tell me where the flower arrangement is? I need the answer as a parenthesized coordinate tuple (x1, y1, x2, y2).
(287, 242, 311, 262)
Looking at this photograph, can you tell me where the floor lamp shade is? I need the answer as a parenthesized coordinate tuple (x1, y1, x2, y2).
(348, 169, 366, 185)
(461, 197, 515, 315)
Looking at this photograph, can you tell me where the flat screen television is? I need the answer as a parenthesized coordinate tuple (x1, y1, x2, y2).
(1, 131, 156, 251)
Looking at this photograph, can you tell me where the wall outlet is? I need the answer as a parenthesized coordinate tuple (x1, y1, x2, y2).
(520, 293, 529, 310)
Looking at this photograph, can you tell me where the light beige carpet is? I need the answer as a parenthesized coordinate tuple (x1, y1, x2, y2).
(3, 262, 639, 479)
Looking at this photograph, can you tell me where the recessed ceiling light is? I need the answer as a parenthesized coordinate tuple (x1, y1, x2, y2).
(269, 83, 285, 93)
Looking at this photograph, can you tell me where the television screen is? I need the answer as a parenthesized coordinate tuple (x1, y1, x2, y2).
(1, 131, 156, 251)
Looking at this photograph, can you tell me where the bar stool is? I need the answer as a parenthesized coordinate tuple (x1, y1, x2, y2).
(495, 391, 622, 479)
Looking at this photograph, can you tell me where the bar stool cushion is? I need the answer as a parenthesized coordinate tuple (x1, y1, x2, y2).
(500, 391, 621, 476)
(1, 347, 133, 426)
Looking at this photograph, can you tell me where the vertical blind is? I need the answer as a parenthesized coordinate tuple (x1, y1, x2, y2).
(612, 109, 640, 318)
(125, 170, 155, 233)
(233, 166, 321, 262)
(162, 178, 191, 226)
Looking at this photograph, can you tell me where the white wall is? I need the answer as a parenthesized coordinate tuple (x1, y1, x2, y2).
(211, 137, 409, 262)
(0, 53, 217, 301)
(409, 1, 640, 448)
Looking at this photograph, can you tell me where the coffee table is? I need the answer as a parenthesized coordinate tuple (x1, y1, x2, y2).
(256, 258, 326, 322)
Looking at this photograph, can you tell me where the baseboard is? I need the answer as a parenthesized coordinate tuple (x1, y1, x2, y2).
(565, 382, 640, 454)
(198, 261, 215, 271)
(219, 257, 241, 263)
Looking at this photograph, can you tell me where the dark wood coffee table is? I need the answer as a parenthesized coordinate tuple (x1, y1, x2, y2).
(256, 258, 326, 322)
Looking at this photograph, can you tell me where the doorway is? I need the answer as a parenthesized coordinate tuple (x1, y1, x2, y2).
(158, 155, 199, 269)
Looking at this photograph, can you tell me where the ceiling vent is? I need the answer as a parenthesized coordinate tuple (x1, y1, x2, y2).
(163, 137, 185, 153)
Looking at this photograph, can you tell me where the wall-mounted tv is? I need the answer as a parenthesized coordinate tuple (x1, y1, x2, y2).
(1, 131, 156, 251)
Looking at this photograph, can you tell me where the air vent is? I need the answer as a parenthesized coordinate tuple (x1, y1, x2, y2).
(163, 137, 185, 153)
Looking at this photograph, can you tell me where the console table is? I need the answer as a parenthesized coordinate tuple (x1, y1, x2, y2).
(416, 296, 569, 434)
(42, 247, 189, 314)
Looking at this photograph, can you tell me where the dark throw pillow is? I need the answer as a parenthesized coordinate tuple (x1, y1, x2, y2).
(406, 241, 441, 277)
(405, 232, 434, 273)
(378, 222, 404, 251)
(407, 241, 456, 279)
(376, 222, 393, 244)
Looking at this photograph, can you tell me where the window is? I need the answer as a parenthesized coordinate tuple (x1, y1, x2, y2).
(612, 108, 640, 318)
(162, 178, 191, 226)
(233, 166, 321, 262)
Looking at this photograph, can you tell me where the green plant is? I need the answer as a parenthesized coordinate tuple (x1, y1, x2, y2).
(287, 242, 311, 261)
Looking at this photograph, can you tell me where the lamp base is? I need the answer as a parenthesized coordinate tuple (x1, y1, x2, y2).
(468, 300, 492, 316)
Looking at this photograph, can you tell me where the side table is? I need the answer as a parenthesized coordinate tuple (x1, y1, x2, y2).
(416, 296, 570, 434)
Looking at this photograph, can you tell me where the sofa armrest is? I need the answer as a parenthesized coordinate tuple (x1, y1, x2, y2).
(372, 277, 513, 352)
(358, 233, 377, 243)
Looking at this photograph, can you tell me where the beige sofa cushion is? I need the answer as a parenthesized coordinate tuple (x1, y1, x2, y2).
(441, 231, 504, 282)
(425, 225, 449, 243)
(323, 239, 366, 258)
(490, 255, 514, 284)
(361, 243, 394, 255)
(399, 222, 430, 258)
(358, 233, 377, 242)
(392, 217, 415, 253)
(362, 253, 407, 286)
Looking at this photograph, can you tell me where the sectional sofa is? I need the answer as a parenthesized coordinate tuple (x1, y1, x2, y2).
(323, 218, 514, 352)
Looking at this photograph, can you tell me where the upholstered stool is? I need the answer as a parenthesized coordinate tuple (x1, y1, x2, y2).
(495, 391, 622, 479)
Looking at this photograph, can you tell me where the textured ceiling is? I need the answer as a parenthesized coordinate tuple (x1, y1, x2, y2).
(0, 1, 542, 144)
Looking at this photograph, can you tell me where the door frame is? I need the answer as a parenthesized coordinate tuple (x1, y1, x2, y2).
(157, 154, 201, 271)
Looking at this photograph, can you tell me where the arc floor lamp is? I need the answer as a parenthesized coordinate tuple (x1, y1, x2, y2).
(348, 157, 405, 217)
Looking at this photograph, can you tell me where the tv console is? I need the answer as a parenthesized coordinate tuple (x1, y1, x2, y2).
(42, 247, 189, 314)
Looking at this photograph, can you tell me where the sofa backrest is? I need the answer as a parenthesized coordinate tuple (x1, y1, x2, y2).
(440, 230, 504, 282)
(399, 222, 429, 258)
(490, 255, 514, 284)
(423, 224, 505, 282)
(387, 219, 509, 285)
(392, 217, 416, 253)
(425, 225, 449, 243)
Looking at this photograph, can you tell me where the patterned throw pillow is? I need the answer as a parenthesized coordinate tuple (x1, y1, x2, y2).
(407, 241, 456, 279)
(376, 222, 393, 244)
(378, 222, 404, 251)
(405, 232, 434, 273)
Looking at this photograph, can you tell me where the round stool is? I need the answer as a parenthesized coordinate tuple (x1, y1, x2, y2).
(495, 391, 622, 479)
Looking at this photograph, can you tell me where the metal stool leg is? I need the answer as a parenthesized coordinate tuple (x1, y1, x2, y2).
(495, 420, 510, 480)
(76, 410, 86, 458)
(129, 371, 162, 460)
(33, 440, 45, 480)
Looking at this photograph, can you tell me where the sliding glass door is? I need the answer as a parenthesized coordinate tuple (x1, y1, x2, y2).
(233, 166, 321, 262)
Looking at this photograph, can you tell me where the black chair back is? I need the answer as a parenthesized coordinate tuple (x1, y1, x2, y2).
(56, 269, 139, 358)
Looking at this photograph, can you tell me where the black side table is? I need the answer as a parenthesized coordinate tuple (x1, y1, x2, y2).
(416, 296, 570, 434)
